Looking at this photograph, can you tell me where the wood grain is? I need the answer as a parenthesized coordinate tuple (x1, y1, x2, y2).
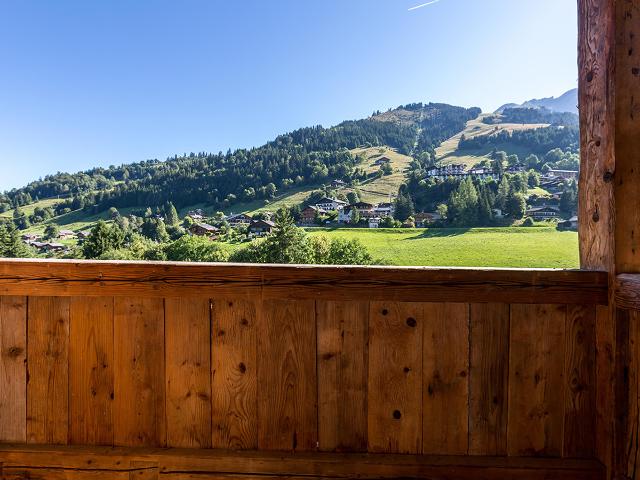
(0, 296, 27, 442)
(317, 300, 368, 452)
(211, 299, 257, 450)
(165, 298, 212, 449)
(26, 296, 70, 445)
(113, 297, 165, 447)
(0, 260, 608, 305)
(69, 296, 114, 445)
(0, 444, 607, 480)
(627, 308, 640, 478)
(257, 300, 317, 452)
(422, 303, 469, 455)
(564, 305, 596, 458)
(368, 302, 423, 454)
(469, 303, 510, 456)
(508, 304, 566, 457)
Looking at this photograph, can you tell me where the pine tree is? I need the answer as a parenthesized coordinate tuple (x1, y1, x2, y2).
(164, 202, 180, 226)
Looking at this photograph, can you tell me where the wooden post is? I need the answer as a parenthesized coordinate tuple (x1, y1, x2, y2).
(579, 1, 640, 478)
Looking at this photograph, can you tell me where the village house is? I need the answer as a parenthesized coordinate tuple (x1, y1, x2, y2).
(31, 241, 66, 253)
(190, 223, 219, 237)
(368, 217, 381, 229)
(300, 206, 327, 225)
(226, 213, 252, 227)
(187, 209, 205, 220)
(77, 230, 92, 241)
(414, 212, 442, 227)
(374, 156, 392, 166)
(315, 197, 347, 211)
(547, 169, 578, 181)
(374, 202, 395, 218)
(337, 207, 353, 224)
(559, 216, 579, 229)
(58, 230, 75, 240)
(249, 219, 276, 235)
(351, 202, 376, 218)
(330, 179, 346, 188)
(21, 233, 39, 242)
(526, 205, 560, 220)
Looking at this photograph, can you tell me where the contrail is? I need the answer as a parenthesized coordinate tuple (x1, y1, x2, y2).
(408, 0, 441, 11)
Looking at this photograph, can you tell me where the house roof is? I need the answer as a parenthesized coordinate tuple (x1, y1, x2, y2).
(193, 223, 218, 232)
(352, 202, 374, 209)
(227, 213, 252, 221)
(250, 219, 276, 228)
(527, 206, 560, 213)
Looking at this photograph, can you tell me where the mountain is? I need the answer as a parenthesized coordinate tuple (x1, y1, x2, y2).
(496, 88, 578, 115)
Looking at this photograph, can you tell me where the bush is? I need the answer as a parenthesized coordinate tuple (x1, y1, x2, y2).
(522, 217, 535, 227)
(164, 235, 229, 263)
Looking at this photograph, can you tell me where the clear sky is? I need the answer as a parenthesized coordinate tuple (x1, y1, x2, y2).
(0, 0, 578, 191)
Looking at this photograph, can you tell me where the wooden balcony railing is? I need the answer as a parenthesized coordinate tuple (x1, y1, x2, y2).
(0, 259, 608, 479)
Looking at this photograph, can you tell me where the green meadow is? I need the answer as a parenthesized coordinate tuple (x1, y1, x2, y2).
(303, 226, 579, 268)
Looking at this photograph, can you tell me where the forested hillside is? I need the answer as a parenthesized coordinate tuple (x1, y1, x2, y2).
(0, 103, 480, 216)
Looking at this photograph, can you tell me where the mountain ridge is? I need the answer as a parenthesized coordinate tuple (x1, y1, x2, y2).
(496, 88, 578, 115)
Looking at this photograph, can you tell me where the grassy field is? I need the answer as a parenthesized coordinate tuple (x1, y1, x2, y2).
(435, 114, 549, 168)
(304, 226, 578, 268)
(0, 197, 65, 219)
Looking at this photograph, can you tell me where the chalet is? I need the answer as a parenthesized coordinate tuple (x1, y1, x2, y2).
(31, 241, 66, 253)
(426, 164, 466, 179)
(77, 230, 92, 240)
(188, 209, 205, 220)
(21, 233, 39, 242)
(351, 202, 376, 218)
(547, 169, 578, 181)
(58, 230, 75, 239)
(506, 164, 526, 174)
(526, 205, 560, 220)
(315, 197, 347, 211)
(559, 216, 579, 229)
(300, 206, 327, 225)
(190, 223, 219, 237)
(226, 213, 252, 227)
(414, 212, 441, 227)
(337, 207, 353, 224)
(368, 217, 381, 229)
(331, 179, 347, 188)
(374, 156, 391, 166)
(249, 219, 276, 235)
(374, 203, 395, 218)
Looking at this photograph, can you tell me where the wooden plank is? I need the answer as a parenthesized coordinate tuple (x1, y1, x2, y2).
(316, 300, 368, 452)
(3, 469, 130, 479)
(368, 302, 423, 454)
(627, 309, 640, 478)
(257, 299, 317, 451)
(0, 296, 27, 442)
(0, 260, 608, 305)
(578, 0, 615, 272)
(211, 299, 257, 450)
(165, 298, 212, 449)
(564, 305, 596, 458)
(26, 297, 70, 445)
(113, 297, 166, 447)
(68, 296, 115, 446)
(422, 303, 469, 455)
(469, 303, 510, 456)
(507, 304, 566, 457)
(0, 444, 607, 480)
(595, 304, 614, 473)
(615, 274, 640, 311)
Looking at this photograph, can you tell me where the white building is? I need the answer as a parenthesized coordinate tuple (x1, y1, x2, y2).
(316, 197, 348, 211)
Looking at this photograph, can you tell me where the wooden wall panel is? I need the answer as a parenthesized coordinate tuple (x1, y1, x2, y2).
(317, 300, 368, 452)
(422, 303, 469, 455)
(0, 296, 26, 443)
(257, 300, 317, 451)
(469, 303, 510, 456)
(69, 297, 115, 446)
(508, 304, 566, 457)
(165, 298, 212, 449)
(368, 302, 423, 454)
(113, 297, 165, 447)
(26, 297, 70, 445)
(564, 305, 596, 458)
(211, 299, 257, 450)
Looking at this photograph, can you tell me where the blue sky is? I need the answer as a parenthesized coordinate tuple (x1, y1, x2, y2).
(0, 0, 578, 191)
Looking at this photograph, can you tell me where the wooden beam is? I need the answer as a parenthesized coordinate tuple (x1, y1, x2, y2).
(0, 259, 608, 305)
(0, 445, 606, 480)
